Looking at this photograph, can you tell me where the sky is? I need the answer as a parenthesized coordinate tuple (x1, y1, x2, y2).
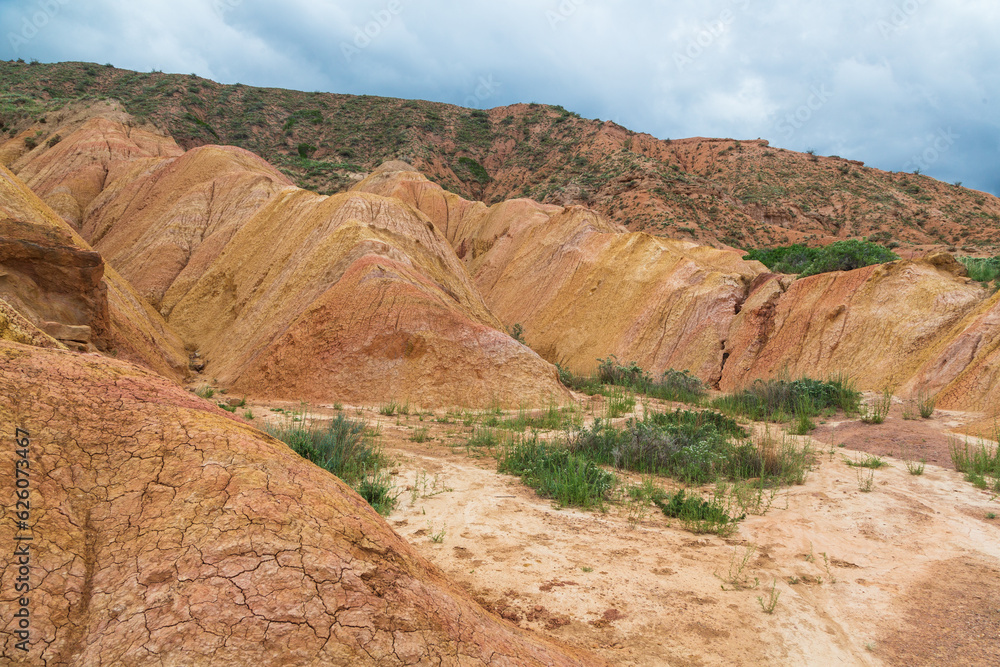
(2, 0, 998, 195)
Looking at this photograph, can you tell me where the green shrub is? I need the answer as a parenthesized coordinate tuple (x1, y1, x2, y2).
(457, 156, 490, 183)
(744, 240, 898, 277)
(555, 363, 604, 395)
(597, 355, 647, 385)
(956, 255, 1000, 284)
(592, 355, 706, 403)
(297, 142, 317, 158)
(283, 108, 323, 131)
(653, 489, 744, 536)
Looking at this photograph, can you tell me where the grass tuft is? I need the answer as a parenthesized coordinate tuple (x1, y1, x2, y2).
(950, 432, 1000, 491)
(497, 437, 615, 509)
(653, 488, 744, 536)
(266, 414, 396, 514)
(860, 388, 892, 424)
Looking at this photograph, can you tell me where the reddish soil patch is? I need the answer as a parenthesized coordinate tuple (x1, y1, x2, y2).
(879, 558, 1000, 666)
(811, 405, 960, 469)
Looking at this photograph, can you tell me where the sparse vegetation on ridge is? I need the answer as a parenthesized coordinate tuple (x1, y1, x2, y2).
(956, 255, 1000, 292)
(4, 61, 1000, 254)
(743, 239, 899, 277)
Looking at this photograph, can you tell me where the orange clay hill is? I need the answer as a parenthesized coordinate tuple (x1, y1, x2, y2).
(2, 68, 1000, 666)
(4, 98, 999, 413)
(4, 99, 1000, 414)
(1, 108, 567, 408)
(353, 161, 1000, 413)
(354, 161, 764, 385)
(0, 339, 600, 666)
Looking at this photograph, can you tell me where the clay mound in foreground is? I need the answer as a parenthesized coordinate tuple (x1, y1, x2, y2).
(0, 341, 601, 666)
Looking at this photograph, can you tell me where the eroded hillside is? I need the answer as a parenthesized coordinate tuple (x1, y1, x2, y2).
(1, 105, 567, 408)
(3, 61, 999, 253)
(2, 96, 997, 416)
(0, 339, 600, 666)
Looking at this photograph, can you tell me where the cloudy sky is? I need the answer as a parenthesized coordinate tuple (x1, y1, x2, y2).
(3, 0, 998, 194)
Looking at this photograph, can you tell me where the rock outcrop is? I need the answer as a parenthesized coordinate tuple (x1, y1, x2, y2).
(0, 340, 600, 666)
(0, 164, 188, 379)
(720, 256, 986, 394)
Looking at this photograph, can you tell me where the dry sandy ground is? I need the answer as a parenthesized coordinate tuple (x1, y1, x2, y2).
(248, 398, 1000, 666)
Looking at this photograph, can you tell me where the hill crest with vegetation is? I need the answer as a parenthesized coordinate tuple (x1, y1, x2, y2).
(2, 60, 999, 255)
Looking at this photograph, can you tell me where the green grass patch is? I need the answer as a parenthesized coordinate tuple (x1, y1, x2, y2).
(497, 437, 615, 509)
(713, 375, 860, 423)
(379, 400, 409, 416)
(950, 434, 1000, 492)
(844, 454, 889, 469)
(605, 387, 636, 418)
(556, 357, 707, 404)
(653, 488, 744, 536)
(956, 255, 1000, 288)
(266, 414, 396, 514)
(495, 403, 580, 432)
(569, 412, 807, 486)
(457, 156, 490, 183)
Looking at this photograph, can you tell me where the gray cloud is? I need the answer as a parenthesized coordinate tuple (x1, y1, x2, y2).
(2, 0, 997, 194)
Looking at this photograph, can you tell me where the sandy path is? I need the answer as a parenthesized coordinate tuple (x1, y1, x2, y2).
(252, 401, 1000, 665)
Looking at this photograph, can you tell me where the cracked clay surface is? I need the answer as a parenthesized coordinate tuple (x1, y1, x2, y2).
(0, 341, 601, 666)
